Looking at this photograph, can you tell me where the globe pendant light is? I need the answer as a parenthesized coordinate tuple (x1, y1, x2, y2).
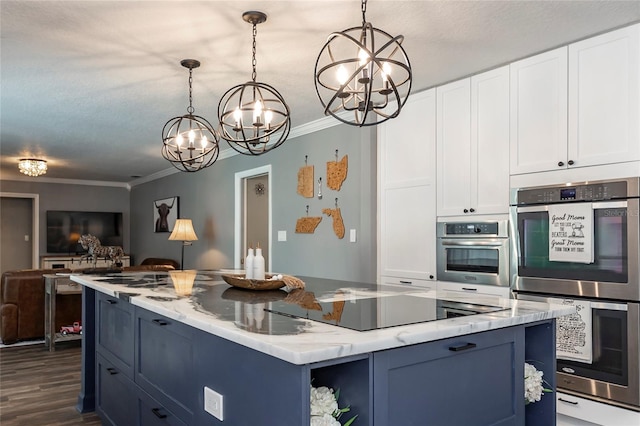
(162, 59, 220, 172)
(314, 0, 412, 126)
(218, 11, 291, 156)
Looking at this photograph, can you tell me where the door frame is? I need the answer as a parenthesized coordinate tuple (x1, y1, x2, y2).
(0, 192, 39, 268)
(234, 165, 272, 271)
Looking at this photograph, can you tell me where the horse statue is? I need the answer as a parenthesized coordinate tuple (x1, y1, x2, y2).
(78, 234, 124, 269)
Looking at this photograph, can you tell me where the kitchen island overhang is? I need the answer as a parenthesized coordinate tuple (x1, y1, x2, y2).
(72, 270, 574, 425)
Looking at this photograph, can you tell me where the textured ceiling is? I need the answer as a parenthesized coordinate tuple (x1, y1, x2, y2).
(2, 1, 639, 184)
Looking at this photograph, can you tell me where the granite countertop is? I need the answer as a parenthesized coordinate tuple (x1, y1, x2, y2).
(70, 270, 574, 365)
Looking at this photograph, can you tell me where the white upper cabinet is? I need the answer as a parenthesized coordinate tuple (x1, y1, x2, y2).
(568, 24, 640, 167)
(437, 66, 510, 217)
(378, 89, 437, 282)
(511, 24, 640, 175)
(510, 47, 568, 174)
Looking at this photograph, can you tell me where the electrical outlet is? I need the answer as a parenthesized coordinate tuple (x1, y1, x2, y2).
(204, 387, 224, 420)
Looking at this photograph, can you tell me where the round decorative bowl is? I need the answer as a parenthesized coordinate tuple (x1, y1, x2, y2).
(221, 274, 285, 291)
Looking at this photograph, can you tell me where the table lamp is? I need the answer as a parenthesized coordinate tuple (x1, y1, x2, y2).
(168, 218, 198, 270)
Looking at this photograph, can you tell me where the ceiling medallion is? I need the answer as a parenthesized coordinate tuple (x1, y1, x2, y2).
(18, 158, 48, 177)
(217, 11, 291, 156)
(314, 0, 412, 126)
(162, 59, 220, 172)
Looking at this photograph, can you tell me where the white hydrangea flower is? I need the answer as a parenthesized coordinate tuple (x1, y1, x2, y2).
(524, 362, 545, 404)
(310, 386, 338, 416)
(310, 413, 341, 426)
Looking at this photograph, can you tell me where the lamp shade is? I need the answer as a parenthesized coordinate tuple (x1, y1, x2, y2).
(169, 219, 198, 241)
(169, 270, 197, 297)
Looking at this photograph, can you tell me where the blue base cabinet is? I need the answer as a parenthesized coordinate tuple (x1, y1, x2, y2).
(86, 290, 556, 426)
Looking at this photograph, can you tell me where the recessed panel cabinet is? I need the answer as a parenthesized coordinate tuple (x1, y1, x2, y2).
(511, 24, 640, 175)
(436, 66, 510, 217)
(378, 89, 437, 282)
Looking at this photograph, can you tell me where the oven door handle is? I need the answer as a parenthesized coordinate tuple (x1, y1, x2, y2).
(440, 239, 505, 247)
(516, 200, 628, 213)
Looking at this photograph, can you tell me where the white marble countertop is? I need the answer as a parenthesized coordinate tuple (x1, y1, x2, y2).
(71, 270, 575, 365)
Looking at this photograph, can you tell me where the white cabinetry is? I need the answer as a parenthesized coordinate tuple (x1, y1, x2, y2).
(568, 24, 640, 168)
(41, 255, 130, 270)
(556, 392, 640, 426)
(436, 66, 510, 217)
(377, 89, 436, 283)
(511, 24, 640, 175)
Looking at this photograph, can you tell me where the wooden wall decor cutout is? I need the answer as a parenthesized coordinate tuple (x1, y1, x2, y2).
(326, 151, 348, 191)
(295, 205, 322, 233)
(297, 156, 314, 198)
(323, 199, 345, 239)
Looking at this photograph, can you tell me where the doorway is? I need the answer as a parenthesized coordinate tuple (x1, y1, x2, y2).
(0, 193, 39, 273)
(234, 165, 272, 272)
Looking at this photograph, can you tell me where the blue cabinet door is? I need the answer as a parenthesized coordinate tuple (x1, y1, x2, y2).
(374, 326, 525, 426)
(96, 354, 137, 426)
(96, 293, 134, 378)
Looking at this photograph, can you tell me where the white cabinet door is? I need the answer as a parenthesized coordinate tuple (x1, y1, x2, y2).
(437, 79, 471, 216)
(472, 65, 510, 215)
(510, 47, 568, 174)
(437, 67, 510, 217)
(568, 24, 640, 167)
(378, 89, 436, 282)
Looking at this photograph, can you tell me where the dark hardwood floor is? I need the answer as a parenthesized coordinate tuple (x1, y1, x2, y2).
(0, 342, 102, 425)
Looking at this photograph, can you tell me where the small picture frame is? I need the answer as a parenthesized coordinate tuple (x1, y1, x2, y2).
(153, 196, 179, 233)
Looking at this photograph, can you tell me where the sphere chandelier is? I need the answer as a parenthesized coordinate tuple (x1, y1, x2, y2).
(162, 59, 220, 172)
(314, 0, 412, 127)
(218, 11, 291, 156)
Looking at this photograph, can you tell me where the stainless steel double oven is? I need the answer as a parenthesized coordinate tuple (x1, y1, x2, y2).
(510, 177, 640, 411)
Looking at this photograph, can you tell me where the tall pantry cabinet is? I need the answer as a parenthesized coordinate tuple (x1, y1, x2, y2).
(377, 89, 437, 287)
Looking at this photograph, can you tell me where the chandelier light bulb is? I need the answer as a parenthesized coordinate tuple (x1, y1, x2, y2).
(264, 110, 273, 127)
(382, 62, 391, 81)
(176, 134, 184, 147)
(201, 135, 208, 149)
(188, 129, 196, 145)
(336, 65, 349, 85)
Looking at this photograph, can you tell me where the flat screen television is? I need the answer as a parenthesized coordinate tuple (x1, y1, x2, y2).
(46, 210, 123, 254)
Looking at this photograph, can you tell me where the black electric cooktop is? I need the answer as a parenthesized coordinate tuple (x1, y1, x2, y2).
(265, 294, 509, 332)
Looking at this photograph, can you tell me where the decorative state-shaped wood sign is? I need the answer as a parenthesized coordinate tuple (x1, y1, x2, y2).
(295, 216, 322, 233)
(327, 154, 348, 191)
(297, 164, 314, 198)
(322, 207, 345, 239)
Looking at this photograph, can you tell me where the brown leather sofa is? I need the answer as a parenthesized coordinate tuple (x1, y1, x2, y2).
(140, 257, 180, 269)
(1, 268, 81, 345)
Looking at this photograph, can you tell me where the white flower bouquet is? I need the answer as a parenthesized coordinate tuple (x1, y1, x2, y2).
(310, 385, 358, 426)
(524, 362, 553, 404)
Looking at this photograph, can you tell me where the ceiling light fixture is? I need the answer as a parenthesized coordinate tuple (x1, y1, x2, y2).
(162, 59, 220, 172)
(18, 158, 48, 177)
(217, 11, 291, 155)
(314, 0, 412, 126)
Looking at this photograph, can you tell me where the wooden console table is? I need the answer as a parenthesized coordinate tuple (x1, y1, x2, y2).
(44, 274, 83, 352)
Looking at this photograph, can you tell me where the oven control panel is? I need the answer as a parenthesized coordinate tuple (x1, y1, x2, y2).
(515, 179, 632, 205)
(444, 222, 498, 235)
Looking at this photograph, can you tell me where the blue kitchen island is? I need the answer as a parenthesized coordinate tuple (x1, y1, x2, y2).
(71, 270, 573, 426)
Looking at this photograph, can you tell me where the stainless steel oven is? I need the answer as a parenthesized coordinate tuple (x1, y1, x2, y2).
(510, 177, 640, 301)
(511, 177, 640, 411)
(518, 294, 640, 411)
(436, 220, 509, 287)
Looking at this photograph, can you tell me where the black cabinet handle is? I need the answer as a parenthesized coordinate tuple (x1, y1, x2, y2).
(469, 208, 475, 213)
(106, 299, 117, 304)
(152, 408, 167, 419)
(429, 275, 434, 279)
(463, 209, 469, 213)
(448, 342, 477, 352)
(568, 160, 574, 166)
(152, 319, 169, 326)
(399, 280, 412, 285)
(461, 287, 477, 292)
(558, 161, 564, 167)
(106, 367, 118, 375)
(558, 398, 578, 405)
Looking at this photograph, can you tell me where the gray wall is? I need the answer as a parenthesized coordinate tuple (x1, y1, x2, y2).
(130, 124, 377, 282)
(0, 180, 130, 258)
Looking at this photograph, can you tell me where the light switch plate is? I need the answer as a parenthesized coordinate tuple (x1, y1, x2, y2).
(349, 229, 356, 243)
(204, 386, 224, 420)
(278, 230, 287, 241)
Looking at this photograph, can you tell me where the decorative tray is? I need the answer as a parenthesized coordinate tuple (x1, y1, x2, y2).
(221, 274, 285, 291)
